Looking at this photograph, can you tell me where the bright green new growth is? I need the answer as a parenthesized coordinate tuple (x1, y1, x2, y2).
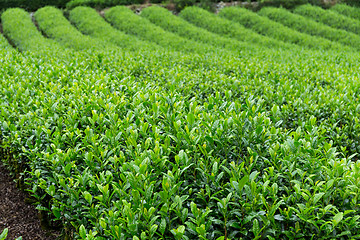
(259, 7, 360, 51)
(69, 6, 161, 52)
(0, 228, 8, 240)
(1, 8, 61, 51)
(331, 4, 360, 21)
(220, 7, 347, 51)
(140, 6, 256, 52)
(34, 6, 113, 51)
(179, 6, 292, 49)
(104, 6, 217, 54)
(3, 45, 360, 239)
(2, 4, 360, 240)
(294, 4, 360, 35)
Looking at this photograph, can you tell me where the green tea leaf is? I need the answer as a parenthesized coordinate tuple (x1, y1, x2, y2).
(0, 228, 8, 240)
(333, 212, 344, 227)
(159, 218, 166, 235)
(313, 192, 325, 205)
(79, 225, 86, 239)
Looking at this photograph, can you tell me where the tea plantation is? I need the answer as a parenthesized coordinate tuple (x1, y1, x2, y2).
(1, 3, 360, 240)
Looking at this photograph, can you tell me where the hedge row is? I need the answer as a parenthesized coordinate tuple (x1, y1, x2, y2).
(331, 3, 360, 21)
(294, 4, 360, 35)
(179, 6, 290, 49)
(68, 6, 161, 52)
(140, 6, 258, 53)
(219, 7, 348, 51)
(259, 7, 360, 50)
(2, 32, 360, 239)
(104, 6, 219, 54)
(34, 6, 112, 51)
(68, 5, 259, 80)
(3, 8, 360, 238)
(1, 8, 61, 52)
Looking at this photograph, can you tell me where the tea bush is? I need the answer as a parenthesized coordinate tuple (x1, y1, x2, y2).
(294, 4, 360, 35)
(331, 3, 360, 21)
(219, 7, 348, 51)
(140, 6, 256, 52)
(34, 6, 112, 51)
(1, 8, 62, 52)
(179, 6, 290, 49)
(69, 6, 161, 52)
(2, 4, 360, 240)
(259, 7, 360, 50)
(104, 6, 219, 54)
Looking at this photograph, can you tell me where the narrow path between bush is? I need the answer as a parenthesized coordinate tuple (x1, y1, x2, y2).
(0, 163, 59, 240)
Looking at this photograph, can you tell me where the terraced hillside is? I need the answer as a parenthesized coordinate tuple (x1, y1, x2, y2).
(1, 4, 360, 240)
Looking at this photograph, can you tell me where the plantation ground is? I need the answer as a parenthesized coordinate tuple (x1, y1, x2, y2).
(0, 163, 59, 239)
(2, 3, 360, 240)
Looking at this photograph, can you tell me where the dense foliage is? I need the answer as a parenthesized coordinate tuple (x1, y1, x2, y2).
(331, 3, 360, 20)
(140, 6, 254, 52)
(294, 4, 360, 35)
(1, 3, 360, 240)
(34, 6, 112, 51)
(219, 6, 347, 51)
(68, 6, 161, 52)
(104, 6, 219, 54)
(259, 7, 360, 50)
(179, 6, 289, 49)
(1, 8, 62, 52)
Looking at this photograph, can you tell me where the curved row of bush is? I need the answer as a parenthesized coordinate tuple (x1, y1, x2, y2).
(3, 5, 360, 240)
(294, 4, 360, 35)
(34, 6, 112, 51)
(69, 6, 161, 52)
(259, 7, 360, 50)
(104, 6, 220, 54)
(140, 6, 258, 53)
(219, 7, 348, 51)
(331, 4, 360, 21)
(1, 8, 62, 52)
(0, 44, 264, 239)
(2, 39, 360, 239)
(179, 6, 291, 49)
(2, 24, 360, 239)
(67, 6, 261, 87)
(0, 32, 288, 240)
(0, 39, 359, 240)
